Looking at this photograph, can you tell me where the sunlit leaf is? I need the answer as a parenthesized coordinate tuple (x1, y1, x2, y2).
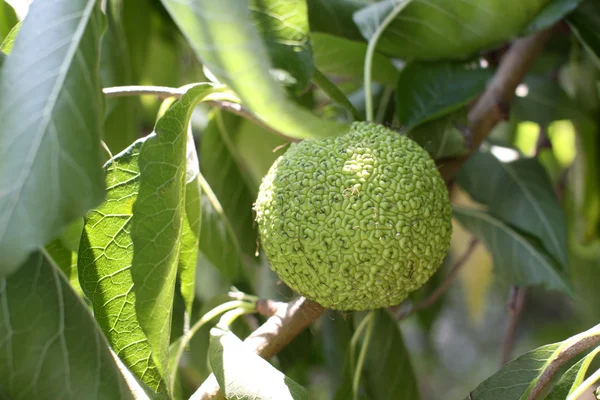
(161, 0, 348, 140)
(0, 251, 133, 400)
(78, 138, 167, 394)
(453, 205, 572, 295)
(354, 0, 549, 60)
(209, 325, 308, 400)
(0, 0, 105, 275)
(458, 147, 568, 267)
(130, 84, 217, 378)
(397, 60, 491, 128)
(0, 19, 19, 55)
(546, 345, 600, 399)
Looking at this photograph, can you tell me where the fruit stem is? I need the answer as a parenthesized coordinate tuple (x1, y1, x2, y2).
(364, 0, 412, 122)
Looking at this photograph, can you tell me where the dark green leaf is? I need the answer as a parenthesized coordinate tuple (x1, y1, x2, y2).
(45, 237, 72, 277)
(407, 109, 469, 160)
(200, 111, 258, 259)
(524, 0, 583, 34)
(354, 0, 549, 60)
(313, 67, 362, 121)
(0, 251, 133, 400)
(121, 0, 152, 82)
(0, 1, 17, 42)
(100, 0, 138, 153)
(546, 345, 600, 399)
(0, 0, 106, 275)
(458, 148, 568, 266)
(311, 32, 398, 85)
(306, 0, 365, 42)
(321, 312, 354, 392)
(209, 325, 308, 400)
(568, 0, 600, 66)
(131, 84, 217, 378)
(78, 138, 167, 394)
(161, 0, 349, 140)
(453, 205, 572, 295)
(250, 0, 313, 93)
(397, 60, 491, 128)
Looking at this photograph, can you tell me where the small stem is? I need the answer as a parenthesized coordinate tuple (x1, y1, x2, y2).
(395, 239, 478, 319)
(102, 85, 186, 99)
(502, 286, 527, 364)
(312, 67, 362, 121)
(364, 0, 412, 121)
(350, 311, 374, 374)
(375, 86, 394, 123)
(353, 312, 375, 400)
(217, 306, 256, 330)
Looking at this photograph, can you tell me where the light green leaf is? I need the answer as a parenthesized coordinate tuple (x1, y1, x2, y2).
(0, 0, 106, 275)
(131, 84, 217, 379)
(0, 19, 19, 55)
(0, 251, 133, 400)
(453, 205, 572, 295)
(568, 0, 600, 66)
(546, 345, 600, 399)
(100, 0, 137, 153)
(45, 237, 72, 277)
(200, 111, 258, 259)
(250, 0, 313, 93)
(407, 108, 469, 160)
(397, 60, 491, 128)
(524, 0, 583, 34)
(354, 0, 551, 60)
(311, 32, 398, 85)
(306, 0, 365, 42)
(161, 0, 349, 140)
(78, 138, 167, 394)
(209, 325, 308, 400)
(458, 148, 568, 267)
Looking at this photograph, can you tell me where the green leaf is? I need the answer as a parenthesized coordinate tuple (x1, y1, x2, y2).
(306, 0, 365, 42)
(161, 0, 349, 140)
(45, 237, 72, 277)
(250, 0, 313, 93)
(209, 325, 308, 400)
(407, 108, 469, 160)
(321, 312, 354, 392)
(313, 67, 362, 121)
(568, 0, 600, 66)
(354, 0, 551, 60)
(0, 0, 17, 41)
(100, 0, 138, 153)
(546, 345, 600, 399)
(0, 251, 133, 400)
(458, 148, 568, 267)
(121, 0, 152, 82)
(397, 60, 491, 128)
(0, 19, 19, 55)
(131, 84, 217, 379)
(524, 0, 583, 34)
(453, 205, 572, 294)
(78, 138, 167, 394)
(311, 32, 398, 85)
(0, 0, 106, 275)
(200, 111, 258, 259)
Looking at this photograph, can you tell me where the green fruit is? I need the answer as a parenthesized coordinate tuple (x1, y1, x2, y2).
(255, 122, 452, 310)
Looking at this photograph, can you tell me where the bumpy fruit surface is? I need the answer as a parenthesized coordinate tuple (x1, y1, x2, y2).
(255, 122, 452, 310)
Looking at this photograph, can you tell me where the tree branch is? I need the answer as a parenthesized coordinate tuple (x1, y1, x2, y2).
(501, 286, 527, 364)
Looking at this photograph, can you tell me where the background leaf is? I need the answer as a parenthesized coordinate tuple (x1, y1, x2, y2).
(568, 0, 600, 66)
(0, 251, 133, 400)
(524, 0, 583, 34)
(453, 205, 572, 294)
(78, 138, 167, 394)
(354, 0, 549, 60)
(161, 0, 349, 140)
(0, 0, 105, 275)
(407, 108, 469, 160)
(209, 325, 308, 400)
(0, 0, 17, 42)
(458, 147, 568, 267)
(45, 237, 72, 277)
(306, 0, 365, 42)
(396, 60, 491, 128)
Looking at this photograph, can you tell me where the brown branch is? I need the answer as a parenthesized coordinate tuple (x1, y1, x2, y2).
(190, 297, 325, 400)
(438, 28, 553, 182)
(394, 239, 478, 319)
(501, 286, 527, 364)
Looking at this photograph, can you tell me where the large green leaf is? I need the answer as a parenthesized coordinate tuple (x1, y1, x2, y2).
(130, 84, 216, 379)
(397, 60, 491, 128)
(306, 0, 365, 42)
(546, 345, 600, 399)
(100, 0, 138, 153)
(354, 0, 551, 60)
(209, 325, 308, 400)
(179, 176, 202, 320)
(311, 33, 398, 85)
(0, 0, 105, 275)
(200, 111, 258, 259)
(121, 0, 151, 83)
(250, 0, 313, 93)
(568, 0, 600, 66)
(161, 0, 348, 140)
(453, 205, 572, 294)
(458, 148, 568, 267)
(78, 138, 166, 394)
(0, 251, 133, 400)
